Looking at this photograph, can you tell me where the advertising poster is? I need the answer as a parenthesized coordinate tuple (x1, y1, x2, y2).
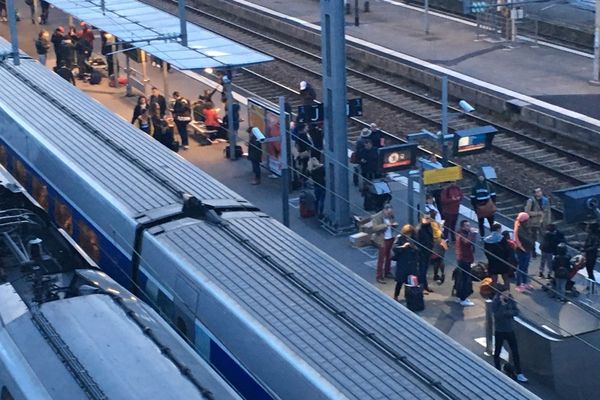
(247, 98, 284, 175)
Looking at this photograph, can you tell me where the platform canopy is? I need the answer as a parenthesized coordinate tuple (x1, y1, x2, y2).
(46, 0, 273, 70)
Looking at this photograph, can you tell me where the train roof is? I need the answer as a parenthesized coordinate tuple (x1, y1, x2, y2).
(148, 215, 538, 400)
(0, 38, 247, 217)
(0, 39, 537, 399)
(0, 288, 240, 400)
(0, 166, 241, 400)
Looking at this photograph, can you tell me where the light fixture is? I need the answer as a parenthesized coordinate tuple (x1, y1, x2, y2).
(204, 67, 214, 74)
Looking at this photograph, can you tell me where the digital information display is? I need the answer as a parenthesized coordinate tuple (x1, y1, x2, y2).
(378, 144, 417, 173)
(453, 125, 496, 156)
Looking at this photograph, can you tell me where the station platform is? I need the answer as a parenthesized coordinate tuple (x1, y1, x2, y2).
(237, 0, 600, 120)
(0, 2, 597, 399)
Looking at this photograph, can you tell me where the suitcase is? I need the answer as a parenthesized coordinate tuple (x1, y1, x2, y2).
(223, 145, 243, 159)
(299, 190, 316, 218)
(471, 261, 489, 282)
(405, 285, 425, 312)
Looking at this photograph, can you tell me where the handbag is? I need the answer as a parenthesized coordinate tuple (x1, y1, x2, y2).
(476, 199, 496, 218)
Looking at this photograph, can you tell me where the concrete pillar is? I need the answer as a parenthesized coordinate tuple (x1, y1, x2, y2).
(320, 1, 350, 231)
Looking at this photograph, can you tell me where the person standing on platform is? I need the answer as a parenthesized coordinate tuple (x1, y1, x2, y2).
(484, 222, 511, 290)
(0, 0, 7, 22)
(308, 124, 323, 158)
(75, 35, 92, 79)
(429, 210, 447, 285)
(539, 223, 565, 279)
(55, 61, 75, 86)
(368, 123, 385, 148)
(79, 23, 95, 53)
(149, 87, 167, 119)
(308, 156, 326, 218)
(354, 128, 371, 188)
(524, 187, 550, 259)
(440, 181, 463, 242)
(492, 285, 528, 383)
(372, 204, 397, 284)
(134, 109, 154, 136)
(299, 80, 316, 105)
(358, 138, 378, 183)
(455, 220, 475, 306)
(131, 96, 148, 124)
(59, 32, 75, 69)
(101, 31, 115, 79)
(35, 30, 51, 66)
(221, 101, 240, 141)
(470, 175, 496, 237)
(392, 225, 419, 301)
(514, 212, 534, 293)
(40, 1, 50, 25)
(172, 92, 192, 150)
(294, 124, 312, 185)
(416, 212, 435, 293)
(51, 26, 65, 68)
(582, 222, 600, 282)
(247, 127, 263, 185)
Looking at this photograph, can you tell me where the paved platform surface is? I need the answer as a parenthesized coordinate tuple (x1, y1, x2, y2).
(1, 3, 597, 399)
(242, 0, 600, 119)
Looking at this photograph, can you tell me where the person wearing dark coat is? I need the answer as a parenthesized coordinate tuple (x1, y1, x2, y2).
(392, 225, 419, 301)
(299, 80, 316, 105)
(455, 220, 475, 306)
(75, 36, 92, 79)
(101, 31, 115, 78)
(470, 175, 497, 236)
(247, 127, 263, 185)
(131, 96, 148, 124)
(514, 212, 535, 292)
(35, 30, 51, 66)
(149, 87, 167, 118)
(308, 157, 326, 218)
(492, 287, 528, 383)
(415, 213, 435, 293)
(55, 62, 75, 85)
(358, 139, 379, 182)
(582, 222, 600, 281)
(153, 119, 176, 151)
(172, 92, 192, 150)
(308, 124, 324, 158)
(484, 223, 511, 290)
(40, 1, 50, 25)
(539, 223, 565, 279)
(51, 27, 65, 67)
(59, 35, 75, 69)
(368, 123, 385, 148)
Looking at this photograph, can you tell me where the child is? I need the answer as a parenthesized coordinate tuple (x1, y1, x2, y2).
(539, 224, 565, 279)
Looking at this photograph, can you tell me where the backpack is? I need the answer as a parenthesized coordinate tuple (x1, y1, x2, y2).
(471, 262, 489, 282)
(89, 70, 102, 85)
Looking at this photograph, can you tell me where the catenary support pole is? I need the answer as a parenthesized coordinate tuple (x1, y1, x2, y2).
(354, 0, 359, 26)
(592, 0, 600, 83)
(279, 96, 290, 228)
(162, 62, 169, 104)
(321, 1, 351, 232)
(178, 0, 188, 47)
(7, 0, 20, 65)
(226, 69, 237, 160)
(441, 76, 449, 166)
(424, 0, 430, 35)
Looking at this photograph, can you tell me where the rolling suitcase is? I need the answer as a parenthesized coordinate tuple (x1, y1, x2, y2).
(299, 190, 316, 218)
(405, 285, 425, 312)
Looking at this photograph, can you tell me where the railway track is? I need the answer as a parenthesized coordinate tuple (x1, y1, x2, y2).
(145, 0, 600, 234)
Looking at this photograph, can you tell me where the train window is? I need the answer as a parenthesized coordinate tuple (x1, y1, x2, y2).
(0, 145, 6, 167)
(31, 176, 48, 210)
(77, 221, 100, 262)
(12, 159, 27, 186)
(0, 387, 14, 400)
(54, 200, 73, 235)
(157, 290, 174, 320)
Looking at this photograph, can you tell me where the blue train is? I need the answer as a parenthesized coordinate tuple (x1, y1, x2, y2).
(0, 39, 538, 400)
